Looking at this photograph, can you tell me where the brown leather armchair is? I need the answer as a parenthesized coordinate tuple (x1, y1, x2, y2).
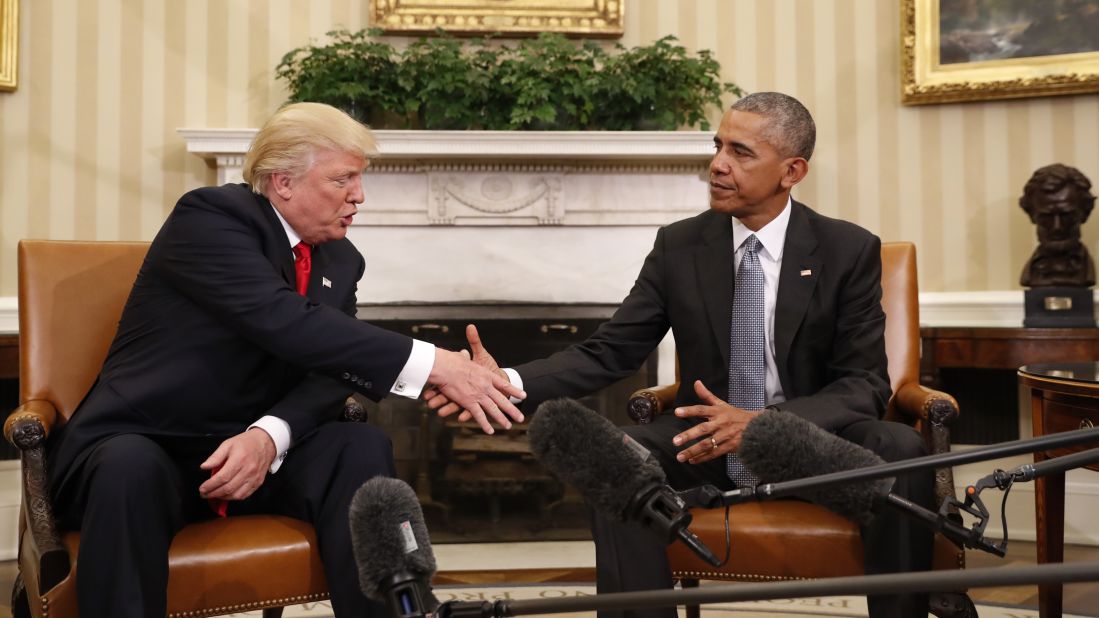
(5, 240, 367, 618)
(626, 242, 976, 618)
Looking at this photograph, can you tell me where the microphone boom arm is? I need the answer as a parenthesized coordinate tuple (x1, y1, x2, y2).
(697, 426, 1099, 558)
(714, 425, 1099, 507)
(433, 561, 1099, 618)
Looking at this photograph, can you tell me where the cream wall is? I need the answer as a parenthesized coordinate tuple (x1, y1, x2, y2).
(2, 0, 1099, 297)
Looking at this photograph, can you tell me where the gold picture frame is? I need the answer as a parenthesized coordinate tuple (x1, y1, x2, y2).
(369, 0, 624, 38)
(902, 0, 1099, 105)
(0, 0, 17, 91)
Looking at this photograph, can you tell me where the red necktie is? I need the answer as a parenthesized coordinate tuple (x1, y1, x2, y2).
(293, 242, 312, 295)
(208, 465, 228, 517)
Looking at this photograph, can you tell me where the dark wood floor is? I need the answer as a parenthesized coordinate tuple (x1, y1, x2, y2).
(0, 541, 1095, 617)
(965, 541, 1099, 615)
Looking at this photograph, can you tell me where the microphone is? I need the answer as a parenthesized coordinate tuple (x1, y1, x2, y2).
(731, 409, 1010, 555)
(737, 409, 895, 525)
(349, 476, 440, 618)
(528, 398, 722, 566)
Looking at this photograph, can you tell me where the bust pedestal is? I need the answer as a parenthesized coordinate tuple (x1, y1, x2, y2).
(1024, 287, 1096, 328)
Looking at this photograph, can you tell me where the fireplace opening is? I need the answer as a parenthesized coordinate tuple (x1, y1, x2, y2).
(357, 304, 659, 543)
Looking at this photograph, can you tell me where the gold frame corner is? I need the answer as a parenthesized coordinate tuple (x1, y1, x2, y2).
(901, 0, 1099, 106)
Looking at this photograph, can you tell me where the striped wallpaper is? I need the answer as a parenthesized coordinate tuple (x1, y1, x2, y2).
(1, 0, 1098, 296)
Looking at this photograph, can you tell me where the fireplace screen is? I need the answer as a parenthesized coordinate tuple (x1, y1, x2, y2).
(357, 305, 659, 543)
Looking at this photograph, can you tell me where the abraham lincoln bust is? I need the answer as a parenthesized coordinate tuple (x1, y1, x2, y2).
(1020, 164, 1096, 288)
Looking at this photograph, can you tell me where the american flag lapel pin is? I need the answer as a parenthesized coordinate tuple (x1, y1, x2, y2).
(800, 269, 812, 277)
(322, 277, 332, 288)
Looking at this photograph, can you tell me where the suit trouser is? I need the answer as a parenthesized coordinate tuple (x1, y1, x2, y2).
(54, 422, 396, 618)
(591, 413, 935, 618)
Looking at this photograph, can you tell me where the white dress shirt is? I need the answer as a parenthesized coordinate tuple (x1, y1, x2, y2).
(253, 204, 435, 472)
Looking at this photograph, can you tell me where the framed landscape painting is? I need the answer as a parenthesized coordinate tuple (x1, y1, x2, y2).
(902, 0, 1099, 105)
(368, 0, 624, 38)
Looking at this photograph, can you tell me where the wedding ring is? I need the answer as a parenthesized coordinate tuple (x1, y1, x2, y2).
(709, 436, 718, 450)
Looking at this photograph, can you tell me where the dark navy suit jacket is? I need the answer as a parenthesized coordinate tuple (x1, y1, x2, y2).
(48, 183, 413, 495)
(515, 200, 891, 432)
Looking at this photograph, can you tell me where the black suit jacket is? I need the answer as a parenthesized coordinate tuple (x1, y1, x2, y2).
(48, 183, 414, 493)
(516, 200, 891, 431)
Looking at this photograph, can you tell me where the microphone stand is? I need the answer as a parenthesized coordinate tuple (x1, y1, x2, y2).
(700, 425, 1099, 557)
(432, 561, 1099, 618)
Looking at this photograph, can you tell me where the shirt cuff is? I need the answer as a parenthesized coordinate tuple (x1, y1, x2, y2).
(390, 339, 435, 399)
(249, 416, 291, 474)
(502, 368, 525, 404)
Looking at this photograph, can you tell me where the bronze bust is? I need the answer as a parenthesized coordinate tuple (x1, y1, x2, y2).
(1019, 164, 1096, 288)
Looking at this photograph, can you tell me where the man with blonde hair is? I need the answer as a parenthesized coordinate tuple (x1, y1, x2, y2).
(47, 102, 524, 617)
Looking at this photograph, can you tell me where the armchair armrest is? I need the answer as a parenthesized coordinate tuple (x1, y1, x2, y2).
(4, 400, 72, 595)
(892, 382, 960, 428)
(627, 383, 679, 424)
(340, 396, 367, 423)
(4, 399, 60, 447)
(891, 382, 962, 511)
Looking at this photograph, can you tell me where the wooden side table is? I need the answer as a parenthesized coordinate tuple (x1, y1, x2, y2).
(0, 333, 17, 380)
(922, 327, 1099, 387)
(1018, 362, 1099, 618)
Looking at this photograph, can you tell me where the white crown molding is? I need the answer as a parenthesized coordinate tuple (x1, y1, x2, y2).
(177, 128, 715, 161)
(918, 290, 1026, 327)
(0, 297, 15, 334)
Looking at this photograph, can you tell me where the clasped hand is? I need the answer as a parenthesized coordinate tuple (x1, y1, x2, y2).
(423, 324, 523, 434)
(424, 324, 525, 435)
(671, 380, 756, 464)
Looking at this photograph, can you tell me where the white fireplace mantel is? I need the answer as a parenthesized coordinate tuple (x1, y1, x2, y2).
(179, 129, 714, 227)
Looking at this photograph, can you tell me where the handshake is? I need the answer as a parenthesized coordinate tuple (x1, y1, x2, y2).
(422, 324, 523, 435)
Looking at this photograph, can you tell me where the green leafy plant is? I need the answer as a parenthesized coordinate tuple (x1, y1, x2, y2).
(276, 30, 742, 131)
(276, 28, 405, 126)
(494, 33, 604, 130)
(398, 33, 492, 129)
(594, 36, 744, 131)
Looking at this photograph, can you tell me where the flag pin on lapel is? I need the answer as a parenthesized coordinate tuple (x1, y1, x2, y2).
(800, 269, 812, 277)
(322, 277, 332, 288)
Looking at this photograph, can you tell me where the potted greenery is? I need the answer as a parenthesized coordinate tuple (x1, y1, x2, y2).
(398, 34, 491, 129)
(276, 29, 406, 127)
(492, 33, 604, 130)
(593, 36, 743, 131)
(275, 30, 742, 131)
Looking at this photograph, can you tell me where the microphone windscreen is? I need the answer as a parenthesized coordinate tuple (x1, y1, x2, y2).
(349, 476, 437, 601)
(739, 410, 893, 525)
(529, 398, 666, 521)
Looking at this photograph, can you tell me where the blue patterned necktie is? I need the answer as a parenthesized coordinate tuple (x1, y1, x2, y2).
(726, 234, 765, 486)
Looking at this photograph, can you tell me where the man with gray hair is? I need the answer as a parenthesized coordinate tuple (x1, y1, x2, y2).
(430, 92, 934, 618)
(47, 102, 525, 617)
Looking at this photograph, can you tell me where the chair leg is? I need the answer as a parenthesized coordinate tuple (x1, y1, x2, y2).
(11, 573, 30, 618)
(929, 591, 978, 618)
(680, 578, 701, 618)
(262, 607, 285, 618)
